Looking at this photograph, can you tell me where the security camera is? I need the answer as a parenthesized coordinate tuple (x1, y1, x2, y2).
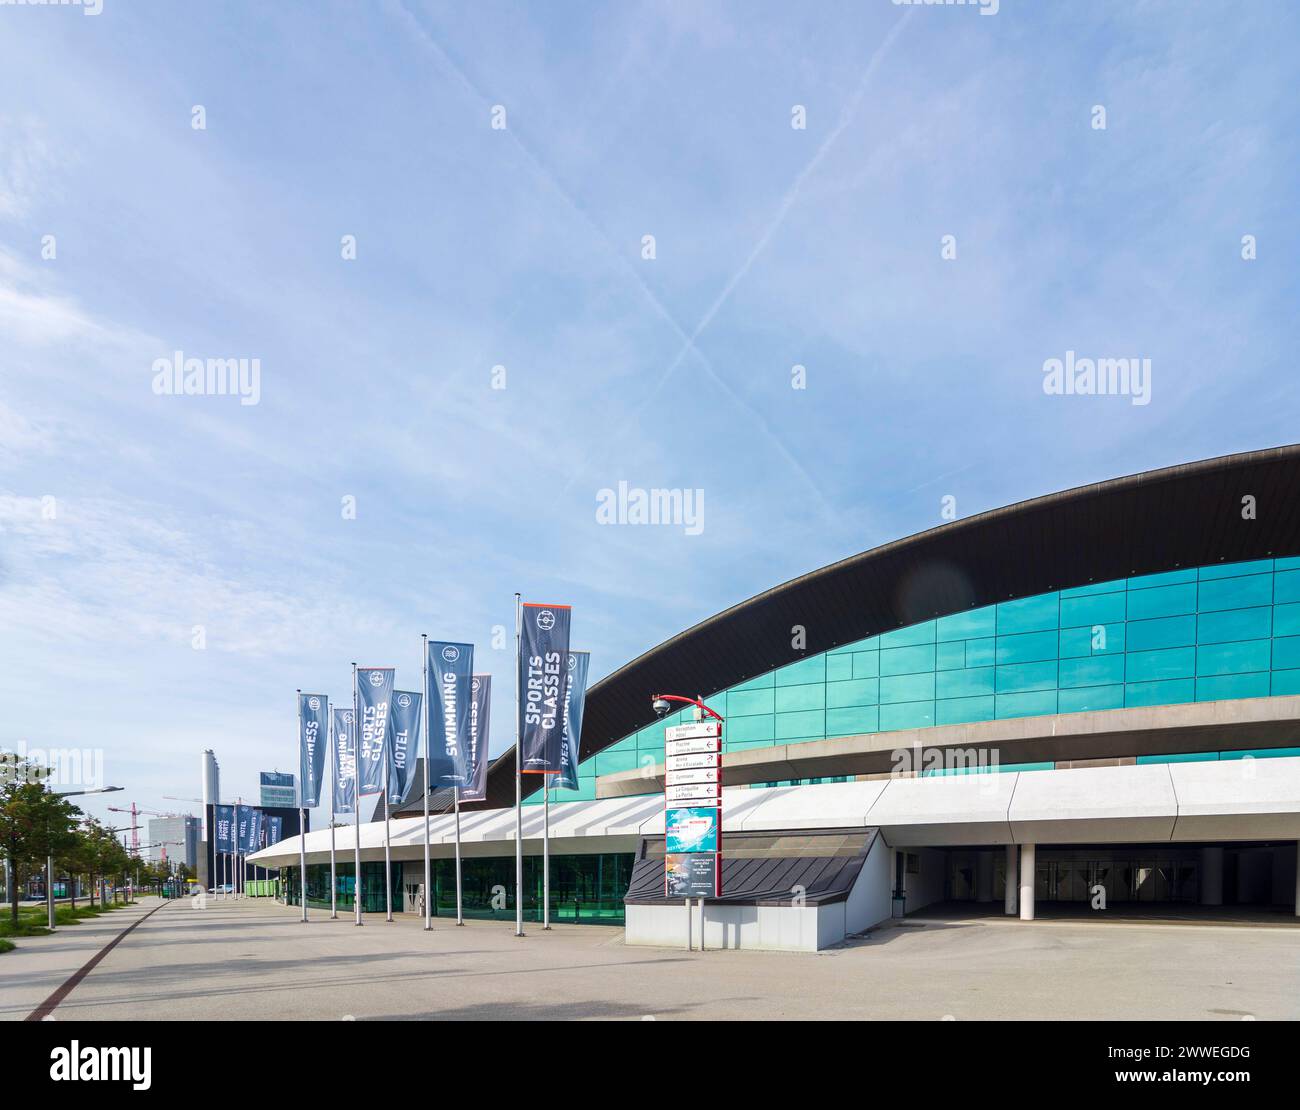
(651, 696, 672, 717)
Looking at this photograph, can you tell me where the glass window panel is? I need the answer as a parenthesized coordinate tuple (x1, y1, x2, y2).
(879, 701, 935, 731)
(1277, 556, 1300, 572)
(879, 621, 936, 648)
(826, 677, 879, 708)
(1197, 573, 1272, 613)
(996, 690, 1058, 718)
(936, 606, 996, 641)
(774, 710, 824, 740)
(775, 683, 825, 712)
(1274, 670, 1300, 695)
(1125, 678, 1195, 707)
(852, 651, 880, 679)
(1058, 654, 1125, 689)
(1196, 640, 1271, 676)
(1059, 591, 1127, 629)
(965, 637, 996, 666)
(1127, 583, 1196, 620)
(1137, 751, 1218, 765)
(1126, 614, 1196, 652)
(1275, 570, 1300, 605)
(727, 738, 776, 752)
(1126, 646, 1195, 682)
(725, 714, 774, 743)
(936, 695, 996, 725)
(1128, 568, 1198, 590)
(1197, 606, 1272, 644)
(727, 687, 775, 716)
(996, 593, 1060, 634)
(1061, 577, 1128, 598)
(826, 653, 854, 682)
(996, 660, 1057, 693)
(880, 671, 937, 704)
(880, 643, 936, 676)
(996, 630, 1058, 664)
(1274, 602, 1300, 638)
(1058, 684, 1125, 713)
(936, 641, 966, 670)
(1198, 559, 1275, 580)
(731, 672, 774, 691)
(936, 667, 995, 699)
(1058, 622, 1125, 658)
(593, 749, 638, 776)
(826, 705, 879, 736)
(1274, 636, 1300, 671)
(1196, 672, 1270, 702)
(1221, 746, 1300, 760)
(775, 656, 825, 686)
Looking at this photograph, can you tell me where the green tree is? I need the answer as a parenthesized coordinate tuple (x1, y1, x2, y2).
(0, 762, 82, 926)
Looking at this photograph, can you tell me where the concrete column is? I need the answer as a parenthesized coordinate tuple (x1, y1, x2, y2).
(977, 851, 994, 903)
(1200, 846, 1224, 907)
(1018, 843, 1036, 921)
(1004, 844, 1018, 915)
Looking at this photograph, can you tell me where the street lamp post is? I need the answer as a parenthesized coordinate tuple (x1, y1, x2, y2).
(47, 786, 123, 931)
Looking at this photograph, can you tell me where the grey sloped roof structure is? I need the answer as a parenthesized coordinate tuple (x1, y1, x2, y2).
(467, 445, 1300, 812)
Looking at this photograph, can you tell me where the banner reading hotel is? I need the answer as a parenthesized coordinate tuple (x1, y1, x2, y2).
(298, 693, 328, 808)
(236, 808, 251, 853)
(426, 641, 474, 788)
(214, 804, 235, 853)
(555, 651, 590, 790)
(332, 707, 356, 815)
(387, 690, 422, 803)
(518, 603, 571, 774)
(357, 667, 395, 796)
(462, 674, 491, 802)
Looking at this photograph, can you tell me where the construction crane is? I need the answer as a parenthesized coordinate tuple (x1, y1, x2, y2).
(106, 803, 187, 856)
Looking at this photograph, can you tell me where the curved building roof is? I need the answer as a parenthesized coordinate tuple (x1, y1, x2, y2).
(464, 444, 1300, 811)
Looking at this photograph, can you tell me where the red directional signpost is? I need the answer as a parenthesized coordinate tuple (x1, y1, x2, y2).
(659, 698, 725, 899)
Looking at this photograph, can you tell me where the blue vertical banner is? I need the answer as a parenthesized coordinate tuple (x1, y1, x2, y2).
(214, 804, 234, 852)
(356, 667, 395, 797)
(266, 815, 283, 846)
(298, 693, 328, 808)
(332, 706, 356, 816)
(427, 641, 475, 788)
(242, 809, 264, 853)
(518, 603, 571, 774)
(555, 651, 590, 791)
(236, 808, 251, 853)
(462, 674, 491, 802)
(387, 690, 422, 803)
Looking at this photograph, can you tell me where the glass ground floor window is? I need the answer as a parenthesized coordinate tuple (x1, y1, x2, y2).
(280, 861, 400, 914)
(426, 853, 634, 925)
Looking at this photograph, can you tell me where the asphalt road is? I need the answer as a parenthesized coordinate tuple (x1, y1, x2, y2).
(4, 895, 1298, 1020)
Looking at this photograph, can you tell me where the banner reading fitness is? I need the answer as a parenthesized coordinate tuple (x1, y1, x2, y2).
(298, 692, 328, 808)
(357, 667, 395, 796)
(555, 651, 590, 790)
(266, 815, 283, 846)
(214, 804, 235, 853)
(519, 603, 571, 774)
(463, 674, 491, 802)
(332, 707, 356, 815)
(427, 641, 474, 788)
(387, 690, 422, 803)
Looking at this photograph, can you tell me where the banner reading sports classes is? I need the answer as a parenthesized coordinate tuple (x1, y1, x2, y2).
(266, 815, 283, 847)
(555, 651, 590, 791)
(518, 603, 571, 774)
(357, 667, 395, 796)
(214, 804, 235, 853)
(298, 693, 328, 808)
(387, 690, 422, 803)
(462, 674, 491, 803)
(427, 641, 474, 789)
(332, 707, 356, 816)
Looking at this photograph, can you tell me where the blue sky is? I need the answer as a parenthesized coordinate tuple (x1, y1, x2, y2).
(1, 0, 1297, 829)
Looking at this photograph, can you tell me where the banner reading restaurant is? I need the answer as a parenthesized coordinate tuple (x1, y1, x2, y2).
(555, 651, 590, 791)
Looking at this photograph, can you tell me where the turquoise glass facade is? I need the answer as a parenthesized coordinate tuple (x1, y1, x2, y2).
(535, 556, 1300, 803)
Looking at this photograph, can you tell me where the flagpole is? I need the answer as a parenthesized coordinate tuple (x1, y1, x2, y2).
(353, 662, 363, 927)
(514, 592, 524, 937)
(383, 760, 393, 922)
(543, 780, 551, 930)
(422, 634, 433, 931)
(454, 787, 463, 926)
(329, 709, 338, 920)
(297, 690, 308, 923)
(233, 799, 240, 899)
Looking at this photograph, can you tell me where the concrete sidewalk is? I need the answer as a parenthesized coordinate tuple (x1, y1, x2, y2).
(0, 897, 173, 1021)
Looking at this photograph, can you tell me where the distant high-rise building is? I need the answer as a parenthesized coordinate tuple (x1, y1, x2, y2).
(148, 815, 199, 870)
